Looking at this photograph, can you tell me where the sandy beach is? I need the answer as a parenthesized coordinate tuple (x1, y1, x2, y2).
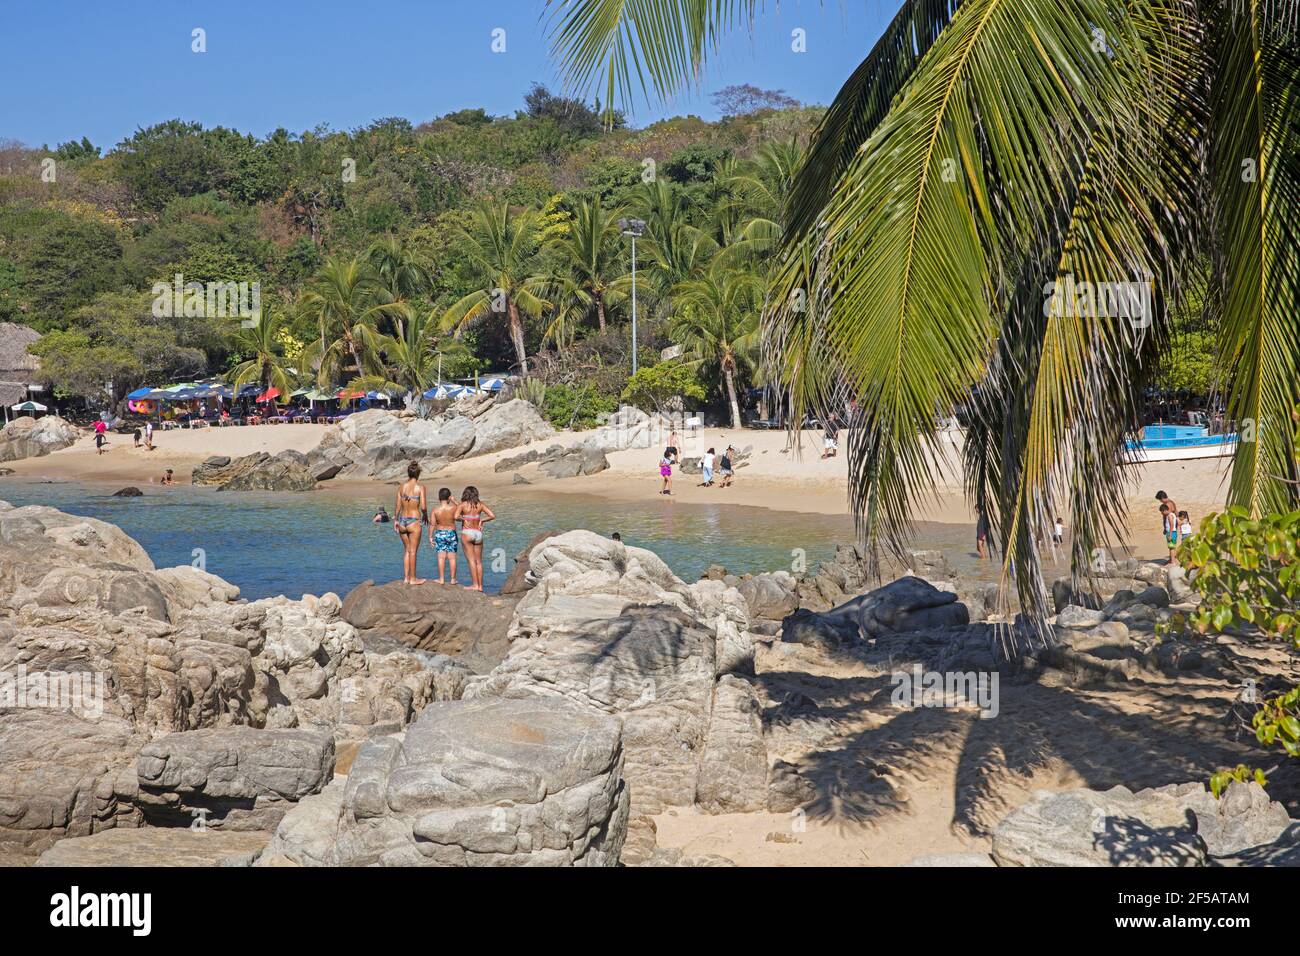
(5, 419, 1235, 555)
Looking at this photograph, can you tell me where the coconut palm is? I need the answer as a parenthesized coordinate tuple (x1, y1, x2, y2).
(547, 196, 625, 333)
(546, 0, 1300, 622)
(371, 303, 440, 394)
(299, 256, 388, 388)
(227, 310, 298, 394)
(441, 200, 550, 375)
(670, 262, 762, 430)
(367, 236, 431, 335)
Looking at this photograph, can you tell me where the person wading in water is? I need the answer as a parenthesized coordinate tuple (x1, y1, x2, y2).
(394, 461, 429, 585)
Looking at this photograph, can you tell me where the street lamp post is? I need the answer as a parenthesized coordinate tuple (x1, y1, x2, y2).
(619, 218, 646, 376)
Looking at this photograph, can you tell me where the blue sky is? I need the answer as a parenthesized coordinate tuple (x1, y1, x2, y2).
(0, 1, 892, 149)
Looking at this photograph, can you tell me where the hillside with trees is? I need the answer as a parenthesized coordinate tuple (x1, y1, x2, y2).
(0, 84, 821, 428)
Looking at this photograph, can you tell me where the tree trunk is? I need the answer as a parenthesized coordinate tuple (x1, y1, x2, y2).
(724, 366, 742, 431)
(595, 290, 607, 333)
(507, 299, 529, 376)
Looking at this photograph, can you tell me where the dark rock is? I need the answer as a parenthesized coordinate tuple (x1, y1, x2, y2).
(112, 487, 143, 497)
(312, 463, 343, 481)
(193, 452, 317, 492)
(511, 473, 530, 484)
(275, 449, 310, 467)
(780, 607, 859, 650)
(203, 456, 231, 468)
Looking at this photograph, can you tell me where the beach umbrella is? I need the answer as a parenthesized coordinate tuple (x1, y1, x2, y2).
(478, 377, 506, 391)
(10, 400, 46, 416)
(256, 386, 281, 404)
(422, 384, 462, 400)
(126, 387, 154, 400)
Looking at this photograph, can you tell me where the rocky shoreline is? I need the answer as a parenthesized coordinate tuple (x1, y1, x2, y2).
(1, 496, 1296, 867)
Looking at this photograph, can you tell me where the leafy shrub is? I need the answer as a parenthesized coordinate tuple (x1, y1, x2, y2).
(541, 382, 617, 430)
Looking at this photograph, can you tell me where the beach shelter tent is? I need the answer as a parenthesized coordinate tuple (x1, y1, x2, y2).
(478, 377, 506, 392)
(9, 400, 47, 417)
(256, 387, 281, 404)
(126, 387, 154, 400)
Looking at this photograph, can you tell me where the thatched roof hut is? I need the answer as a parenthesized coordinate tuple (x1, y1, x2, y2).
(0, 323, 41, 407)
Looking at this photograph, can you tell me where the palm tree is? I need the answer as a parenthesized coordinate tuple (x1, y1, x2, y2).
(441, 200, 550, 375)
(372, 303, 440, 394)
(227, 310, 297, 395)
(367, 237, 431, 334)
(671, 262, 762, 430)
(546, 0, 1300, 621)
(610, 179, 717, 318)
(300, 256, 387, 388)
(547, 197, 624, 333)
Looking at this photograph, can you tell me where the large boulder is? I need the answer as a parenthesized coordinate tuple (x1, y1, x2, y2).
(134, 726, 335, 830)
(0, 415, 79, 462)
(340, 581, 519, 672)
(306, 402, 554, 481)
(736, 572, 799, 621)
(856, 576, 968, 637)
(192, 452, 317, 492)
(473, 530, 774, 817)
(991, 781, 1294, 867)
(331, 696, 628, 866)
(0, 710, 143, 864)
(469, 399, 555, 456)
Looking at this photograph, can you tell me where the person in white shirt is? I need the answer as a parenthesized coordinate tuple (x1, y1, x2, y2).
(701, 448, 716, 486)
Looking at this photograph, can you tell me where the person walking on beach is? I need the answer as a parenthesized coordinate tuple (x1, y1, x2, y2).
(94, 419, 108, 455)
(701, 447, 716, 486)
(718, 445, 736, 488)
(975, 505, 991, 559)
(430, 487, 460, 586)
(133, 427, 142, 449)
(666, 428, 680, 464)
(659, 452, 673, 495)
(822, 413, 839, 459)
(144, 420, 154, 451)
(394, 461, 429, 585)
(1178, 509, 1194, 542)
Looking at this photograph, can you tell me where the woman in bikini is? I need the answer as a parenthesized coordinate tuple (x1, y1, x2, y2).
(394, 461, 429, 585)
(428, 487, 460, 586)
(455, 485, 495, 592)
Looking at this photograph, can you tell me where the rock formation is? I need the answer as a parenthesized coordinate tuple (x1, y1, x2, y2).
(306, 399, 554, 481)
(0, 415, 79, 463)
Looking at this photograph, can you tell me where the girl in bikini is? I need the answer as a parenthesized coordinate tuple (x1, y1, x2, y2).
(429, 487, 460, 586)
(455, 485, 495, 592)
(394, 461, 429, 585)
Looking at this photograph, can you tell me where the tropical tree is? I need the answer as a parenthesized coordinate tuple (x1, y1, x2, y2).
(366, 236, 431, 321)
(547, 196, 624, 332)
(670, 262, 762, 430)
(440, 200, 550, 375)
(370, 303, 440, 393)
(546, 0, 1300, 622)
(227, 310, 298, 394)
(299, 256, 387, 388)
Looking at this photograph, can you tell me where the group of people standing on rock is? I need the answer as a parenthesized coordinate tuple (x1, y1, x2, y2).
(387, 461, 495, 590)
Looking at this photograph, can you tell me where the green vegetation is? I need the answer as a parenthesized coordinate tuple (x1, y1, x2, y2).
(544, 0, 1300, 610)
(1, 87, 820, 421)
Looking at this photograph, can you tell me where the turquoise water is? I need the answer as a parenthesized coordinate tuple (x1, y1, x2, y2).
(0, 479, 862, 601)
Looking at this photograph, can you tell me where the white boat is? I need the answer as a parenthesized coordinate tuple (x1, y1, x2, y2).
(1124, 424, 1238, 463)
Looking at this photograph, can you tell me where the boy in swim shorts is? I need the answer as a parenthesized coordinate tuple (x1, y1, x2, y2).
(429, 487, 460, 585)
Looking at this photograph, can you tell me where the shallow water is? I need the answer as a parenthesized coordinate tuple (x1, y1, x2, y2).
(0, 478, 934, 600)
